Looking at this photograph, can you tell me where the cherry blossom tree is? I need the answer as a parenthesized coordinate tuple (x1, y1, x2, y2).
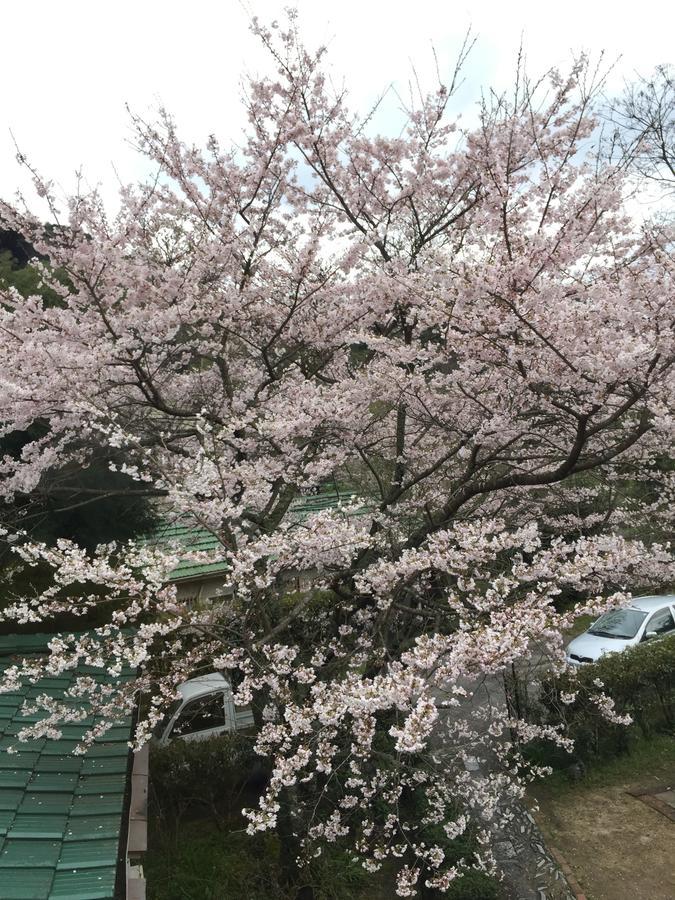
(0, 17, 673, 897)
(606, 63, 674, 193)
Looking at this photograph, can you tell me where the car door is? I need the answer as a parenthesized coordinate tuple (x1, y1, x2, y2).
(642, 607, 675, 641)
(165, 691, 230, 743)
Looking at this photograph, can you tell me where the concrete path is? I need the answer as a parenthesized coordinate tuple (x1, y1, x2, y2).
(436, 666, 576, 900)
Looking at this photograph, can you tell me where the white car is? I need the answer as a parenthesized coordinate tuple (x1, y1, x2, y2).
(565, 595, 675, 666)
(153, 672, 255, 745)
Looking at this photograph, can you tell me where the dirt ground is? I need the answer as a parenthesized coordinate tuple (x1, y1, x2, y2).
(532, 768, 675, 900)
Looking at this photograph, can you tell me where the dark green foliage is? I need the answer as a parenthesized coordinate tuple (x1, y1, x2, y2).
(0, 227, 68, 305)
(396, 787, 503, 898)
(146, 826, 282, 900)
(147, 735, 504, 899)
(305, 846, 384, 900)
(146, 818, 501, 900)
(0, 227, 36, 266)
(146, 824, 383, 900)
(0, 249, 46, 298)
(0, 429, 159, 560)
(148, 735, 376, 900)
(444, 871, 501, 900)
(0, 560, 140, 634)
(0, 227, 158, 558)
(150, 733, 265, 825)
(541, 634, 675, 762)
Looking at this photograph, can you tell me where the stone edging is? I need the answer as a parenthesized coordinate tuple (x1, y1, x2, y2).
(626, 785, 675, 822)
(537, 835, 587, 900)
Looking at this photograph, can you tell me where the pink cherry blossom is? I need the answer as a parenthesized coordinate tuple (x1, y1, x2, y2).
(0, 16, 673, 895)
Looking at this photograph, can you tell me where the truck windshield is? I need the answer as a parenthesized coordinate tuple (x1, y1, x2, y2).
(588, 608, 647, 639)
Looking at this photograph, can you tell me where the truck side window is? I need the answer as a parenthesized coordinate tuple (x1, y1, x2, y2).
(171, 693, 226, 736)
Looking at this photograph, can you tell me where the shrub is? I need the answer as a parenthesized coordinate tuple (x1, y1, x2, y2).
(541, 634, 675, 762)
(148, 735, 504, 898)
(150, 732, 266, 824)
(146, 824, 281, 900)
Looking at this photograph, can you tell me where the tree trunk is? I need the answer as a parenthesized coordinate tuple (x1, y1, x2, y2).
(503, 663, 526, 743)
(277, 787, 315, 900)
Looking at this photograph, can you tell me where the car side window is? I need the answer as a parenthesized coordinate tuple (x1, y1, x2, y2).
(171, 692, 226, 737)
(644, 608, 675, 638)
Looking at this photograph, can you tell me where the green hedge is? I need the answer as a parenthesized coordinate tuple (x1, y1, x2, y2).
(150, 732, 266, 824)
(146, 822, 501, 900)
(148, 736, 503, 899)
(541, 634, 675, 761)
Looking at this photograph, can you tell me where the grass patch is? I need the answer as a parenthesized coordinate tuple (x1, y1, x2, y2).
(531, 733, 675, 801)
(530, 733, 675, 900)
(146, 823, 280, 900)
(145, 818, 503, 900)
(145, 818, 389, 900)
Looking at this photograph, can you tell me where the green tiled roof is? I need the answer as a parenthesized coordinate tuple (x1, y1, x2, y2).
(0, 634, 133, 900)
(150, 521, 229, 582)
(153, 487, 362, 582)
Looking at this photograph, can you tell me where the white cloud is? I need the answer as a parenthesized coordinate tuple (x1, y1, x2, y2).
(2, 0, 672, 214)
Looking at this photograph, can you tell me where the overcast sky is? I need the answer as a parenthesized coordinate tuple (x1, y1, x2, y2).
(2, 0, 673, 214)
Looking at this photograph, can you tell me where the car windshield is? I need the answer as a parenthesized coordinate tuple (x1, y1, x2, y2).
(588, 608, 647, 639)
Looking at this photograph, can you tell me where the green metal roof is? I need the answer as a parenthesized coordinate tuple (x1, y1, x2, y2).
(0, 634, 134, 900)
(150, 521, 230, 582)
(152, 487, 362, 582)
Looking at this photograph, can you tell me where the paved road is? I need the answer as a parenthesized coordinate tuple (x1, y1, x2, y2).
(434, 664, 575, 900)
